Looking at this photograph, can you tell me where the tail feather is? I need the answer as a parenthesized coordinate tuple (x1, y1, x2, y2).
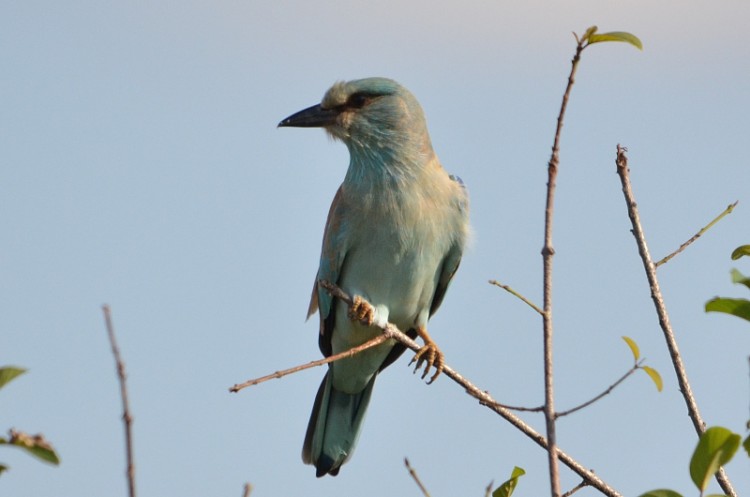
(302, 370, 376, 477)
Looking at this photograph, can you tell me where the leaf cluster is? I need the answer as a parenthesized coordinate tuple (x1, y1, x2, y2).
(639, 426, 748, 497)
(0, 366, 60, 475)
(578, 25, 643, 50)
(622, 336, 663, 392)
(705, 245, 750, 322)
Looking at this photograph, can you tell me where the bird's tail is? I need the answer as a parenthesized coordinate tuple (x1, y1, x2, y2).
(302, 369, 376, 477)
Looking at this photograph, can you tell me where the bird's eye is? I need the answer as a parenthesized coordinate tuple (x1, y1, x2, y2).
(347, 93, 371, 109)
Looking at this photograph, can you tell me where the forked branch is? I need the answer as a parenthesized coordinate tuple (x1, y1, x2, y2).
(614, 145, 736, 497)
(239, 280, 624, 497)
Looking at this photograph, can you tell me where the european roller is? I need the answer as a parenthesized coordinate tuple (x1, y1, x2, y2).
(279, 77, 469, 477)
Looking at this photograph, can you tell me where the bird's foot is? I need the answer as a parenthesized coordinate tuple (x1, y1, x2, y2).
(348, 295, 375, 326)
(409, 327, 444, 384)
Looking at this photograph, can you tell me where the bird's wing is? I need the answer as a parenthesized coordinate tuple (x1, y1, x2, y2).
(382, 175, 468, 371)
(430, 174, 469, 316)
(306, 185, 349, 357)
(429, 242, 463, 317)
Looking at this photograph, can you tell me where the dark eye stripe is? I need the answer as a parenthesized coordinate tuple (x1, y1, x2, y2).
(346, 93, 375, 109)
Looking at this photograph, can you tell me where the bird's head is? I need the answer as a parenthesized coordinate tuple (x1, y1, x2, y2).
(279, 78, 434, 162)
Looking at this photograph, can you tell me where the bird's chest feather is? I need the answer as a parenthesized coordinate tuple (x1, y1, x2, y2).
(338, 182, 458, 323)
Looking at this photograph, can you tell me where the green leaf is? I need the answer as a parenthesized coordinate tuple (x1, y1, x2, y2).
(637, 490, 683, 497)
(0, 430, 60, 466)
(641, 366, 663, 392)
(742, 433, 750, 458)
(581, 26, 599, 42)
(731, 245, 750, 260)
(621, 336, 640, 361)
(23, 444, 60, 465)
(705, 297, 750, 322)
(588, 31, 643, 50)
(492, 466, 525, 497)
(0, 464, 7, 475)
(0, 367, 26, 390)
(730, 269, 750, 289)
(689, 427, 741, 491)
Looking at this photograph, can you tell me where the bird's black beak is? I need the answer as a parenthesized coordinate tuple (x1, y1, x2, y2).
(278, 104, 339, 128)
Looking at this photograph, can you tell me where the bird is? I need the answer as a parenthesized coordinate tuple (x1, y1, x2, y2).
(278, 77, 470, 477)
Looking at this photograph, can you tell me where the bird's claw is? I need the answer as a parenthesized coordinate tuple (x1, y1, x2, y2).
(409, 329, 444, 384)
(348, 295, 375, 326)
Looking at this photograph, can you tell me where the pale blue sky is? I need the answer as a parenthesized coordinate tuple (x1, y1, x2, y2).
(2, 1, 749, 496)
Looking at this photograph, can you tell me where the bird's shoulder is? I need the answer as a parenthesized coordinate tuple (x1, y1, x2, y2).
(422, 159, 470, 214)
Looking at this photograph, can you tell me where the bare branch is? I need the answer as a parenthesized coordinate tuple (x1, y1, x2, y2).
(614, 145, 737, 497)
(561, 480, 590, 497)
(102, 305, 136, 497)
(556, 364, 640, 418)
(229, 334, 388, 393)
(481, 399, 544, 413)
(404, 458, 431, 497)
(655, 201, 738, 267)
(489, 280, 544, 316)
(319, 282, 623, 497)
(229, 280, 622, 496)
(538, 30, 588, 497)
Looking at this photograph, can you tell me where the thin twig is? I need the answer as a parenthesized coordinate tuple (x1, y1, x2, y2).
(561, 480, 590, 497)
(655, 201, 738, 267)
(481, 399, 544, 412)
(102, 305, 136, 497)
(614, 145, 736, 497)
(489, 280, 544, 315)
(539, 31, 587, 497)
(556, 363, 640, 418)
(230, 280, 622, 495)
(242, 483, 253, 497)
(229, 334, 388, 392)
(318, 282, 623, 497)
(404, 458, 431, 497)
(484, 480, 494, 497)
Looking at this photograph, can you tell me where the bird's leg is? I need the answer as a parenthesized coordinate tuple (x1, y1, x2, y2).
(409, 327, 444, 384)
(348, 295, 375, 326)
